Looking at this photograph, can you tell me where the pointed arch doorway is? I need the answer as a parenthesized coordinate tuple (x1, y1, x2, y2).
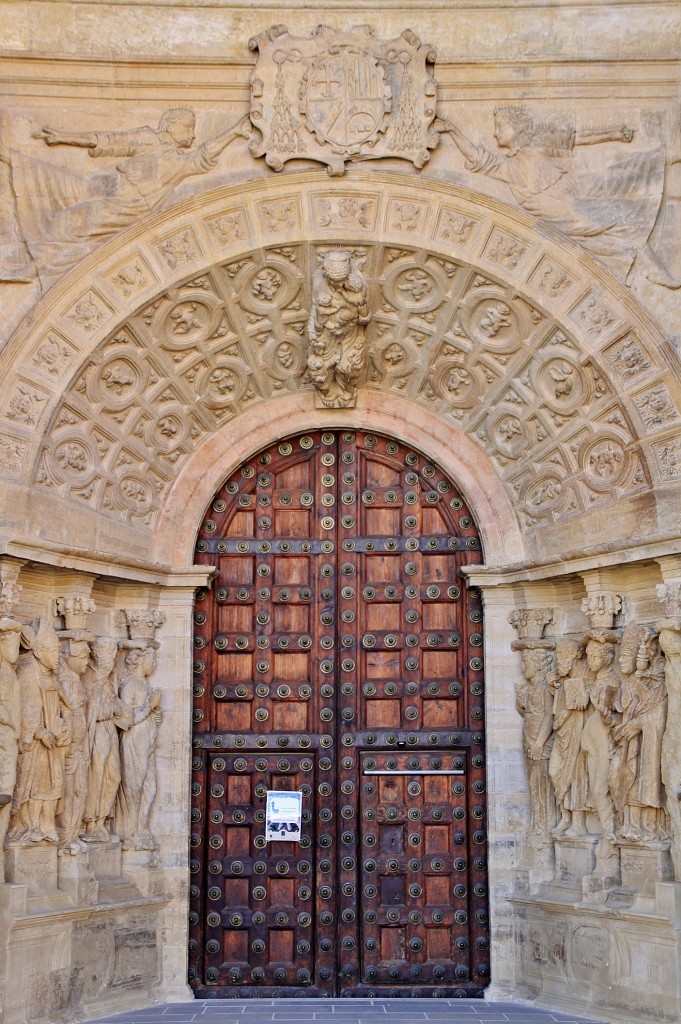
(188, 427, 489, 997)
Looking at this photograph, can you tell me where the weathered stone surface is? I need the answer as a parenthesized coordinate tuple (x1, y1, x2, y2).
(0, 4, 679, 1024)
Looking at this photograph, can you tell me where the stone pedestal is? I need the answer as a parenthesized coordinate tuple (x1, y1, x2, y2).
(552, 835, 597, 895)
(57, 848, 99, 904)
(4, 842, 59, 889)
(86, 837, 123, 878)
(619, 841, 673, 896)
(122, 846, 164, 897)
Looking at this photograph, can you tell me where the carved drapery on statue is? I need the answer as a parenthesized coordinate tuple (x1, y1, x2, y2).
(509, 609, 557, 853)
(304, 249, 370, 408)
(7, 619, 70, 845)
(115, 610, 165, 852)
(657, 583, 681, 879)
(2, 604, 165, 857)
(510, 586, 681, 892)
(0, 566, 23, 877)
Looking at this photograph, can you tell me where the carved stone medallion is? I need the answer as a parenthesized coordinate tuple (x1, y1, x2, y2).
(248, 25, 439, 175)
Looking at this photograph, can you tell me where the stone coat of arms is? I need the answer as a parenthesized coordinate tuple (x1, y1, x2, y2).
(248, 24, 439, 175)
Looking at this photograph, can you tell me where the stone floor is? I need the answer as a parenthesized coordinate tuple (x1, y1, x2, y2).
(90, 1000, 605, 1024)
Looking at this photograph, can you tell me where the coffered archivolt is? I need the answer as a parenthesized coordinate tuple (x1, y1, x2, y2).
(0, 171, 679, 568)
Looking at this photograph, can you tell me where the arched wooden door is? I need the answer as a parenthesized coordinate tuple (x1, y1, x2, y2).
(188, 429, 489, 998)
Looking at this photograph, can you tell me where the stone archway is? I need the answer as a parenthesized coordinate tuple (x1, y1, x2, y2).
(1, 168, 680, 1021)
(0, 170, 678, 576)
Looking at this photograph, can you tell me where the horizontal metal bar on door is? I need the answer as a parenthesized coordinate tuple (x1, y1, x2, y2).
(362, 769, 465, 776)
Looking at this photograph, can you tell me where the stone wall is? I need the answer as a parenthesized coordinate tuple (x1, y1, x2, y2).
(0, 3, 679, 1023)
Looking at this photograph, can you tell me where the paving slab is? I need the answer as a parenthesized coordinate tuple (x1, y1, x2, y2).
(88, 999, 606, 1024)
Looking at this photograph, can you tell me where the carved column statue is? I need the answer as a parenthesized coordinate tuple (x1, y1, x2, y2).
(0, 569, 23, 877)
(115, 610, 165, 851)
(610, 623, 668, 843)
(53, 597, 95, 853)
(657, 583, 681, 879)
(7, 619, 70, 845)
(579, 592, 623, 879)
(82, 636, 130, 842)
(509, 608, 557, 852)
(548, 637, 589, 838)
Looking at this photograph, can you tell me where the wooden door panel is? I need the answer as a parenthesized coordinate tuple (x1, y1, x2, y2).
(189, 429, 489, 998)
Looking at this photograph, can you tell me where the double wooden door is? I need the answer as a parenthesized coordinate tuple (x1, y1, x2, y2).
(188, 430, 489, 997)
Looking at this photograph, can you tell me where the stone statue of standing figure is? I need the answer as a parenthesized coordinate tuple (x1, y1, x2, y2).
(82, 637, 130, 842)
(548, 637, 590, 838)
(509, 609, 557, 852)
(8, 619, 71, 845)
(115, 610, 165, 851)
(610, 623, 668, 842)
(0, 581, 23, 875)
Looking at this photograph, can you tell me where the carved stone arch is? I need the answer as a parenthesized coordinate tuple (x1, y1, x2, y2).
(0, 170, 678, 570)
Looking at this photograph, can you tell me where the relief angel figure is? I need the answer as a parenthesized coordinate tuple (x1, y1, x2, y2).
(436, 105, 677, 287)
(13, 108, 252, 288)
(304, 250, 371, 408)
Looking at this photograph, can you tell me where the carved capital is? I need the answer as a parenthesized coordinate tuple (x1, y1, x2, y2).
(121, 608, 166, 645)
(0, 563, 22, 622)
(53, 595, 96, 632)
(508, 607, 553, 642)
(581, 592, 622, 629)
(657, 582, 681, 619)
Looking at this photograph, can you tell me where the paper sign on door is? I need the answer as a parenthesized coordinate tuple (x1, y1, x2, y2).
(265, 790, 303, 842)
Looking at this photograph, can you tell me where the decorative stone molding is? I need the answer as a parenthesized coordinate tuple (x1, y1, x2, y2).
(0, 172, 674, 569)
